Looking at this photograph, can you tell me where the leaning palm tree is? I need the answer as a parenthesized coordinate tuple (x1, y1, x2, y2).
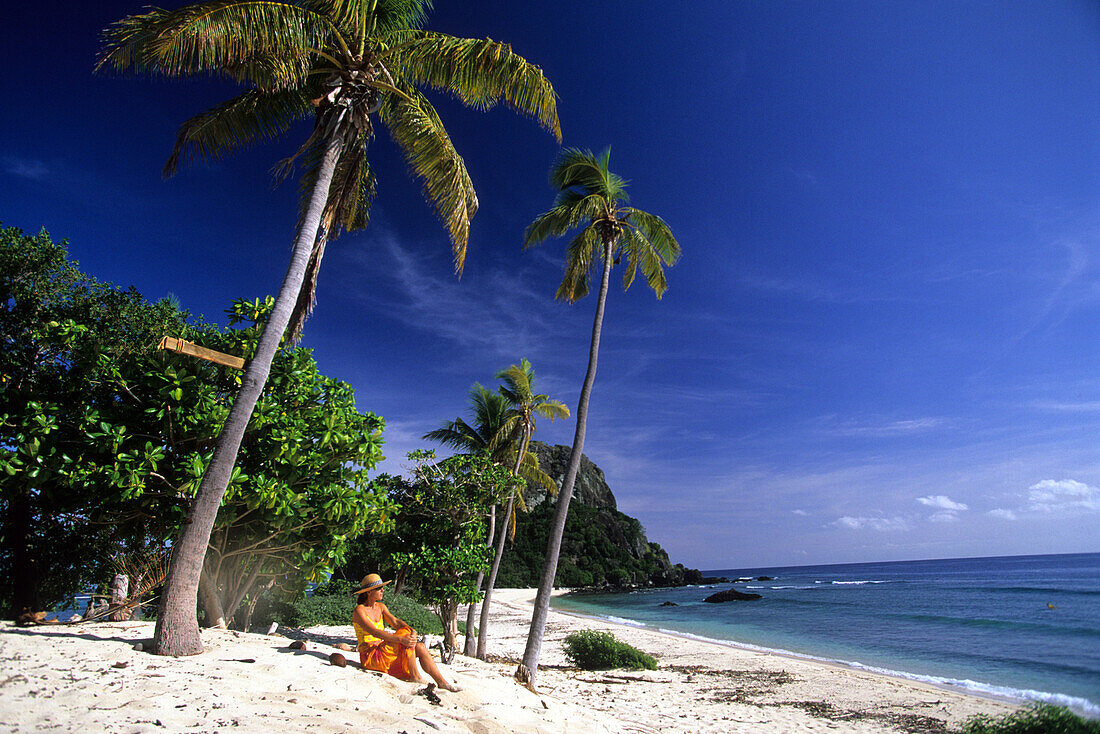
(476, 358, 567, 659)
(515, 148, 680, 687)
(98, 0, 559, 656)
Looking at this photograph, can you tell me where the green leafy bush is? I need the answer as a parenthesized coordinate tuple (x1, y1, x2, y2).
(254, 584, 442, 635)
(562, 630, 657, 670)
(954, 704, 1100, 734)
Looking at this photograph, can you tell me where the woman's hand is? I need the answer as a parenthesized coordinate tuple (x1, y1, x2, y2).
(400, 628, 417, 648)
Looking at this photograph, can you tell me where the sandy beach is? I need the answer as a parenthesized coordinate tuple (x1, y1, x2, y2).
(0, 588, 1020, 733)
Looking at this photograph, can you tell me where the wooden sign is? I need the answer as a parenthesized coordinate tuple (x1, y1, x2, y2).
(157, 336, 246, 370)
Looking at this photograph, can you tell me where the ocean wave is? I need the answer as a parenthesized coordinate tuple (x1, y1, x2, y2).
(601, 615, 647, 628)
(836, 661, 1100, 719)
(651, 628, 1099, 719)
(747, 585, 816, 590)
(830, 580, 891, 585)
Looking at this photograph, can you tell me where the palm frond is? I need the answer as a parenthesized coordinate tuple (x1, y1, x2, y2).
(550, 147, 627, 202)
(423, 418, 481, 451)
(555, 225, 600, 303)
(310, 0, 430, 38)
(522, 194, 603, 248)
(535, 399, 569, 421)
(387, 32, 560, 141)
(98, 1, 340, 88)
(163, 88, 312, 177)
(625, 208, 681, 266)
(517, 451, 556, 493)
(380, 82, 477, 271)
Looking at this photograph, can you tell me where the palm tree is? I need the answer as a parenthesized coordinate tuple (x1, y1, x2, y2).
(476, 358, 567, 659)
(424, 379, 559, 656)
(98, 0, 559, 657)
(515, 148, 680, 687)
(424, 383, 511, 655)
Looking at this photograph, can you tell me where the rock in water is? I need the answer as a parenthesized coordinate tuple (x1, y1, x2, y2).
(659, 601, 679, 607)
(703, 588, 763, 603)
(329, 652, 346, 668)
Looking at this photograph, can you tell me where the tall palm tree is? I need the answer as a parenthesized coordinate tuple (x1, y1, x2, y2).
(515, 148, 679, 687)
(98, 0, 559, 657)
(476, 358, 567, 658)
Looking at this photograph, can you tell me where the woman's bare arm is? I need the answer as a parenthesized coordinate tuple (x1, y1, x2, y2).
(380, 604, 416, 638)
(353, 604, 414, 647)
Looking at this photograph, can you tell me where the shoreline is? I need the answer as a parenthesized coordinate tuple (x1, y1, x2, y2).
(544, 589, 1028, 710)
(0, 588, 1025, 733)
(548, 585, 1099, 719)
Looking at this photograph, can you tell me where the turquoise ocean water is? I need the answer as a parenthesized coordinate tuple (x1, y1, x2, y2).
(551, 552, 1099, 717)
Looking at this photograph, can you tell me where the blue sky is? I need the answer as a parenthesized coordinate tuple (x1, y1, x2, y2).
(3, 1, 1098, 569)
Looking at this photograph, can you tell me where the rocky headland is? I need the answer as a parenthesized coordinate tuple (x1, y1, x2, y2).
(497, 442, 716, 591)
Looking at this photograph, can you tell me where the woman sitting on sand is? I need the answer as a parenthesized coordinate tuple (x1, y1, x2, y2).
(351, 574, 461, 691)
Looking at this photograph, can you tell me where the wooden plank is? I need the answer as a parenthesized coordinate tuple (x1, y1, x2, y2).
(157, 336, 246, 370)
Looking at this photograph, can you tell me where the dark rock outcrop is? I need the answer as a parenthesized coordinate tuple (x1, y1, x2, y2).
(496, 442, 704, 590)
(703, 588, 763, 603)
(525, 442, 617, 511)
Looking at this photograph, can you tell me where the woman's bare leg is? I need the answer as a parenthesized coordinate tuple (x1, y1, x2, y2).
(415, 643, 461, 691)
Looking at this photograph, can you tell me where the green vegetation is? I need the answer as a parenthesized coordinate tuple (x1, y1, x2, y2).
(377, 451, 514, 650)
(496, 500, 700, 589)
(952, 704, 1100, 734)
(98, 0, 560, 656)
(562, 630, 657, 671)
(257, 580, 442, 634)
(0, 227, 391, 625)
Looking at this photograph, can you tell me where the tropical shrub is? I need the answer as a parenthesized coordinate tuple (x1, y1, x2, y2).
(255, 583, 442, 634)
(562, 630, 657, 671)
(953, 704, 1100, 734)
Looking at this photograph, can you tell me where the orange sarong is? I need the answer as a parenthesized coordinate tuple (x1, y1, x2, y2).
(354, 624, 415, 680)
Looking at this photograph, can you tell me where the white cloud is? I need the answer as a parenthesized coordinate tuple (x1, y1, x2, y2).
(3, 157, 49, 181)
(1026, 479, 1100, 513)
(792, 509, 808, 516)
(832, 516, 909, 532)
(929, 512, 961, 523)
(916, 495, 969, 511)
(988, 508, 1018, 521)
(1029, 400, 1100, 413)
(814, 415, 949, 439)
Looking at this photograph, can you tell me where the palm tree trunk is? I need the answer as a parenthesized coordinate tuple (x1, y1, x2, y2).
(152, 132, 345, 656)
(516, 242, 613, 687)
(476, 429, 530, 658)
(463, 503, 496, 656)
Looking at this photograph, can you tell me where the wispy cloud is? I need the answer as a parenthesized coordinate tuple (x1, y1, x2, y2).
(831, 515, 909, 532)
(987, 508, 1018, 521)
(736, 272, 844, 302)
(916, 495, 968, 511)
(1026, 479, 1100, 513)
(3, 157, 50, 181)
(814, 415, 950, 439)
(1027, 400, 1100, 413)
(347, 231, 571, 364)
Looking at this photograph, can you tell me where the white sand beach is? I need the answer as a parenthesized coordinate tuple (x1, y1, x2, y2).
(0, 588, 1019, 733)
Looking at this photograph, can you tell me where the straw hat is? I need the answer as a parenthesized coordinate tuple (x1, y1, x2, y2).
(350, 573, 391, 596)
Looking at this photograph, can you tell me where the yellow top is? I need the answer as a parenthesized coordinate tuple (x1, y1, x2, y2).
(353, 603, 386, 648)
